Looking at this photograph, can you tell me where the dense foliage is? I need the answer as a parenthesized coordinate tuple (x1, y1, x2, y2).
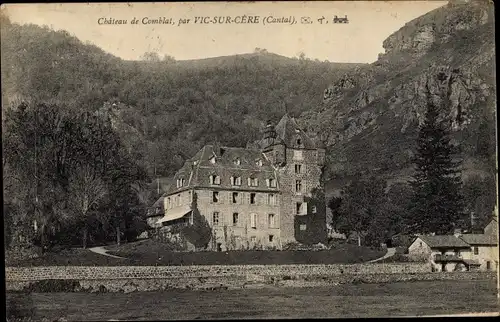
(3, 102, 149, 250)
(328, 177, 406, 247)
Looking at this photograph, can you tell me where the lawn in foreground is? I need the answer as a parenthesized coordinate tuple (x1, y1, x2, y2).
(10, 239, 386, 266)
(7, 279, 498, 320)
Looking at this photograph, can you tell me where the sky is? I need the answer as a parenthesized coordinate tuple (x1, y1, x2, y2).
(2, 1, 447, 63)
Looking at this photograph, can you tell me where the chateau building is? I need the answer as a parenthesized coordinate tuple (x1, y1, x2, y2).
(147, 114, 327, 250)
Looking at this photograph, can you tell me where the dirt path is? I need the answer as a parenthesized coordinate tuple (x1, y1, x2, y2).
(367, 247, 396, 263)
(88, 246, 126, 259)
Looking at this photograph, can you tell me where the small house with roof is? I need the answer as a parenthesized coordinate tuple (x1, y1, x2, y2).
(408, 235, 473, 272)
(408, 215, 498, 272)
(151, 114, 327, 251)
(458, 216, 498, 271)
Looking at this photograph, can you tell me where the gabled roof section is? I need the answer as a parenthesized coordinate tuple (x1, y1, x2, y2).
(165, 144, 279, 195)
(416, 235, 471, 248)
(274, 114, 317, 149)
(459, 234, 498, 246)
(147, 194, 166, 217)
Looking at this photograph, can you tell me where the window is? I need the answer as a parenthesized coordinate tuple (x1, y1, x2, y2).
(177, 194, 181, 206)
(312, 205, 317, 214)
(176, 178, 185, 188)
(268, 214, 276, 228)
(248, 177, 258, 187)
(209, 174, 221, 185)
(233, 213, 239, 226)
(250, 213, 257, 228)
(231, 176, 242, 186)
(419, 242, 423, 247)
(487, 261, 491, 270)
(296, 138, 302, 146)
(250, 193, 256, 204)
(300, 224, 307, 231)
(295, 180, 302, 193)
(296, 202, 302, 215)
(269, 235, 274, 242)
(474, 247, 479, 255)
(267, 178, 277, 188)
(267, 194, 277, 206)
(250, 236, 256, 243)
(293, 150, 303, 160)
(295, 164, 302, 174)
(212, 191, 219, 203)
(234, 158, 241, 165)
(256, 159, 263, 167)
(213, 212, 220, 226)
(232, 192, 239, 204)
(166, 197, 171, 209)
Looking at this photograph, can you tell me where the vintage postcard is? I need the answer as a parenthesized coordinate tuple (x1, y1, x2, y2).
(2, 0, 498, 320)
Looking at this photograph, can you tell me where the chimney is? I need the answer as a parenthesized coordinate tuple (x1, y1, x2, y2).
(213, 141, 224, 157)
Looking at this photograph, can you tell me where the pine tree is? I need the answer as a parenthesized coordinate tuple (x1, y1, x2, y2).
(408, 96, 464, 235)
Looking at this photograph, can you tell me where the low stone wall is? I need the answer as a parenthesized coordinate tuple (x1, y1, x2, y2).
(5, 271, 496, 293)
(5, 263, 431, 281)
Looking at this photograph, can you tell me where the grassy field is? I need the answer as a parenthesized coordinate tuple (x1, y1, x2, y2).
(6, 279, 498, 320)
(9, 239, 386, 266)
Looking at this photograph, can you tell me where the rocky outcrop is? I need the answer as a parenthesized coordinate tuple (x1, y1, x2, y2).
(381, 0, 491, 58)
(301, 0, 495, 182)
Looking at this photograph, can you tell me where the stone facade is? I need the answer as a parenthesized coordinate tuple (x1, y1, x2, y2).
(153, 114, 327, 250)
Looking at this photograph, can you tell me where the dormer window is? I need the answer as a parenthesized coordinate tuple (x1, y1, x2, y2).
(248, 177, 259, 187)
(296, 138, 302, 145)
(209, 174, 221, 185)
(230, 176, 242, 186)
(267, 178, 277, 188)
(209, 156, 216, 164)
(176, 178, 186, 188)
(256, 159, 263, 167)
(234, 158, 241, 166)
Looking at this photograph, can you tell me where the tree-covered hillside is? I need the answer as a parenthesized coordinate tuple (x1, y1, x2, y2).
(1, 14, 362, 182)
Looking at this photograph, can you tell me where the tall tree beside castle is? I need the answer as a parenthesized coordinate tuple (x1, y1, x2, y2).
(407, 98, 465, 235)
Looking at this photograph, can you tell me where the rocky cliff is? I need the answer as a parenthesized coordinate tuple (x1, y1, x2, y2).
(301, 0, 495, 189)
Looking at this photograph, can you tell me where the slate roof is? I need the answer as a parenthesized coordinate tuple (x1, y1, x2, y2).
(459, 234, 498, 246)
(274, 114, 317, 149)
(416, 235, 471, 248)
(163, 114, 322, 197)
(146, 194, 166, 217)
(253, 114, 321, 150)
(166, 144, 279, 195)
